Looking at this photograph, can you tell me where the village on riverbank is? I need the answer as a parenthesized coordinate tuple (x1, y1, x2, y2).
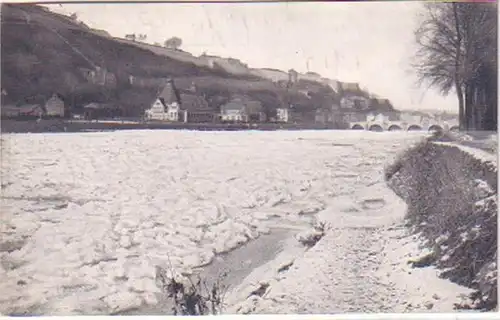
(0, 4, 461, 134)
(0, 71, 458, 134)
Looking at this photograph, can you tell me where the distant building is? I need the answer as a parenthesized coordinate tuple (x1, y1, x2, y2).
(44, 94, 65, 117)
(79, 67, 116, 87)
(315, 108, 334, 124)
(219, 96, 265, 123)
(245, 100, 266, 122)
(0, 104, 45, 119)
(180, 93, 214, 123)
(367, 112, 389, 124)
(340, 96, 369, 110)
(83, 103, 121, 120)
(276, 107, 290, 123)
(339, 82, 361, 92)
(338, 82, 369, 111)
(1, 105, 20, 118)
(220, 100, 248, 122)
(145, 79, 182, 121)
(200, 55, 249, 75)
(20, 104, 45, 118)
(341, 112, 366, 123)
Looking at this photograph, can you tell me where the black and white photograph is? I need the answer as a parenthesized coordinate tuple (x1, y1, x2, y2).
(0, 0, 497, 316)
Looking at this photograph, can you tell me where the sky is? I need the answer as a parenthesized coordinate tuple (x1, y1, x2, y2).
(44, 1, 458, 113)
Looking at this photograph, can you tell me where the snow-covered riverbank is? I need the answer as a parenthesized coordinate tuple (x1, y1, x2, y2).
(0, 130, 474, 315)
(224, 182, 474, 314)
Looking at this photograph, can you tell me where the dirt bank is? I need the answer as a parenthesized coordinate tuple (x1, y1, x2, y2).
(385, 137, 498, 311)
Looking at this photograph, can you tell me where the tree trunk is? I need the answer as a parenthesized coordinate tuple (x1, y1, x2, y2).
(452, 3, 466, 131)
(483, 66, 498, 131)
(455, 81, 466, 131)
(464, 81, 474, 131)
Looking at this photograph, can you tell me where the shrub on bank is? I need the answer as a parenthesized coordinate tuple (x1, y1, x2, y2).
(384, 136, 498, 311)
(155, 265, 228, 315)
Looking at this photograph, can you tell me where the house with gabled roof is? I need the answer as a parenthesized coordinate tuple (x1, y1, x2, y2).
(145, 79, 182, 121)
(181, 93, 214, 123)
(219, 95, 265, 123)
(1, 104, 44, 119)
(44, 93, 65, 117)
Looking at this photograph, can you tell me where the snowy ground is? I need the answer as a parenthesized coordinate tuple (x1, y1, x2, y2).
(226, 184, 474, 314)
(0, 130, 473, 315)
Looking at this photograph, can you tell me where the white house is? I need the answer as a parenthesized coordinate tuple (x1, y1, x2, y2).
(276, 107, 289, 123)
(145, 99, 180, 121)
(220, 100, 248, 122)
(145, 79, 183, 122)
(44, 94, 65, 117)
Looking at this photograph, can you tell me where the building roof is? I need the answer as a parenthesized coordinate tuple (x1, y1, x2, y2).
(83, 103, 117, 110)
(157, 79, 181, 106)
(46, 93, 65, 103)
(180, 93, 210, 112)
(3, 104, 45, 115)
(245, 100, 264, 114)
(220, 101, 246, 113)
(1, 105, 21, 116)
(220, 96, 263, 115)
(340, 82, 360, 91)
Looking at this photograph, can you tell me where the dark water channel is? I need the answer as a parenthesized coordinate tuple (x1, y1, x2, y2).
(122, 228, 294, 315)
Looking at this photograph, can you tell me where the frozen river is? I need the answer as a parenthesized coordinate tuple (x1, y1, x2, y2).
(0, 130, 426, 315)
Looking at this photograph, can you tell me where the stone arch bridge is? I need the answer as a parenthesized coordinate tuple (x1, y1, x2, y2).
(349, 119, 459, 132)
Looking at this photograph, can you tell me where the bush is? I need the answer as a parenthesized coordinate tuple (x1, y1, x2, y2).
(155, 265, 229, 315)
(296, 221, 329, 247)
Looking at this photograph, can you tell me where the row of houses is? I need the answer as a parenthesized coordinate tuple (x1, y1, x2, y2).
(1, 94, 66, 119)
(1, 74, 398, 126)
(141, 78, 405, 126)
(143, 79, 275, 124)
(142, 77, 393, 125)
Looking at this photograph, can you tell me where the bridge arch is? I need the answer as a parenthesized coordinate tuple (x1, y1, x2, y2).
(428, 124, 443, 133)
(351, 123, 365, 130)
(407, 124, 422, 131)
(368, 124, 384, 132)
(388, 124, 402, 131)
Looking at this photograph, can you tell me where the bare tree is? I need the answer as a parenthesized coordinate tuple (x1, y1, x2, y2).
(413, 3, 465, 129)
(125, 33, 136, 41)
(413, 2, 497, 131)
(164, 36, 183, 50)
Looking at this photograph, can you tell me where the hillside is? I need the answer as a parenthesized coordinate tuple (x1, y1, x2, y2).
(1, 4, 393, 119)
